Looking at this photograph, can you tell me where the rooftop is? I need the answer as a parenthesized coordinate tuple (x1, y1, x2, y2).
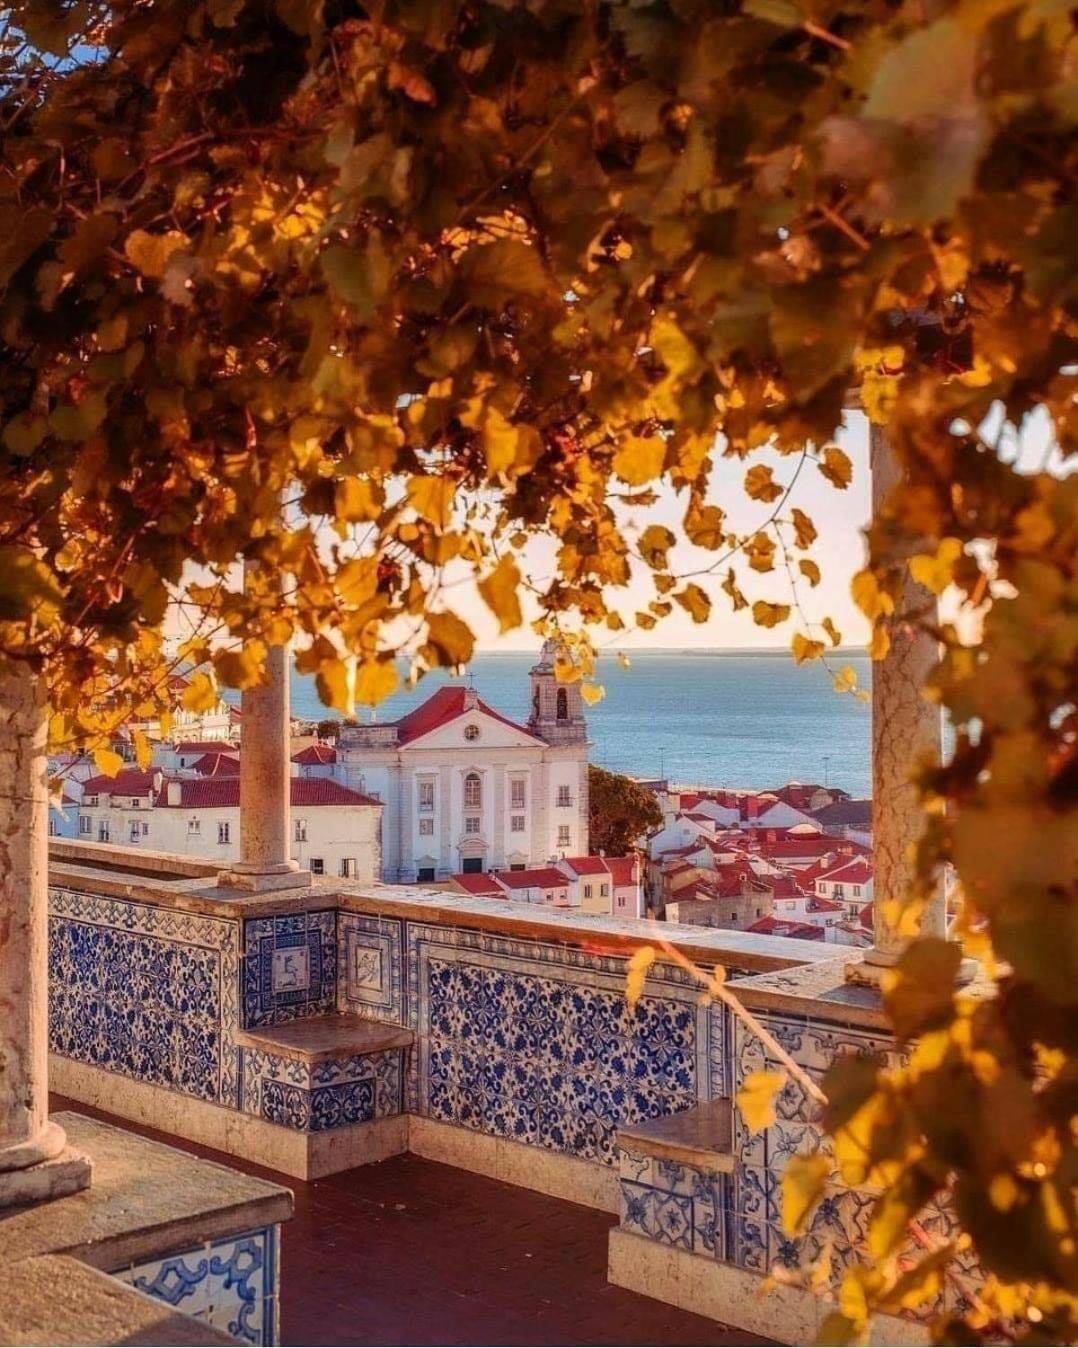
(156, 777, 381, 808)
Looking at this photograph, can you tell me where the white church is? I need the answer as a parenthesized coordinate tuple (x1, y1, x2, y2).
(335, 643, 590, 883)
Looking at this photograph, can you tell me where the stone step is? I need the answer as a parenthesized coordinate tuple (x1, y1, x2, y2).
(616, 1098, 735, 1173)
(235, 1014, 413, 1065)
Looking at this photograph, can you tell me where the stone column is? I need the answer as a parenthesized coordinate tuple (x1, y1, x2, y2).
(849, 424, 947, 983)
(0, 661, 91, 1206)
(220, 630, 310, 891)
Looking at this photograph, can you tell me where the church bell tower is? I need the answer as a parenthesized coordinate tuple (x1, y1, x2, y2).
(527, 640, 587, 746)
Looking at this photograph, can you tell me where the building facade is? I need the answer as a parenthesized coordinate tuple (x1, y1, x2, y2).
(336, 645, 589, 883)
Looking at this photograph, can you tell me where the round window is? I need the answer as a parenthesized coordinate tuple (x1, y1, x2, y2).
(464, 724, 480, 741)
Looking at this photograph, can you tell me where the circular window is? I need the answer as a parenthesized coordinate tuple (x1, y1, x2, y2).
(463, 724, 480, 741)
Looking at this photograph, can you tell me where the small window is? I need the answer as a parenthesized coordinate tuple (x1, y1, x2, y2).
(510, 778, 526, 810)
(418, 818, 434, 836)
(294, 818, 308, 843)
(218, 821, 230, 845)
(130, 797, 141, 808)
(557, 825, 570, 848)
(340, 858, 358, 878)
(188, 817, 200, 835)
(510, 863, 525, 871)
(417, 866, 436, 882)
(98, 822, 110, 843)
(79, 815, 91, 835)
(142, 821, 149, 835)
(510, 815, 525, 833)
(418, 780, 435, 812)
(556, 687, 569, 721)
(463, 773, 482, 809)
(463, 724, 480, 742)
(310, 858, 325, 875)
(852, 885, 861, 896)
(48, 819, 58, 837)
(464, 816, 481, 835)
(600, 883, 609, 897)
(584, 884, 592, 899)
(556, 785, 572, 807)
(129, 821, 140, 842)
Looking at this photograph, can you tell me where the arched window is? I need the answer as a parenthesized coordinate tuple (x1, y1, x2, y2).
(556, 687, 569, 721)
(463, 772, 482, 809)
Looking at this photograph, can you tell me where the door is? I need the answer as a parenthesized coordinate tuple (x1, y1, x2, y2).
(461, 857, 484, 874)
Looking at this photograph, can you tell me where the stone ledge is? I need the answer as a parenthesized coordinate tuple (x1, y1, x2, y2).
(617, 1099, 735, 1172)
(235, 1013, 414, 1064)
(0, 1255, 238, 1346)
(4, 1112, 292, 1273)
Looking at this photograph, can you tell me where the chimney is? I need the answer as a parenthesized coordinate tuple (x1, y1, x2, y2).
(152, 770, 163, 795)
(166, 780, 181, 806)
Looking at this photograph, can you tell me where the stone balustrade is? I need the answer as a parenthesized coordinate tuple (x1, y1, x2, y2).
(47, 840, 971, 1344)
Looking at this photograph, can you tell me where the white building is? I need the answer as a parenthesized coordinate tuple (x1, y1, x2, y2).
(336, 644, 589, 883)
(74, 768, 382, 883)
(814, 857, 874, 915)
(450, 853, 644, 917)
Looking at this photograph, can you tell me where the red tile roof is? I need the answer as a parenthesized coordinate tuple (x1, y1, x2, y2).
(606, 856, 638, 886)
(755, 835, 866, 860)
(560, 856, 611, 876)
(156, 778, 379, 808)
(747, 916, 825, 940)
(807, 895, 844, 913)
(496, 867, 570, 890)
(191, 752, 241, 776)
(859, 901, 874, 929)
(292, 743, 338, 765)
(391, 686, 540, 746)
(174, 740, 237, 754)
(815, 857, 873, 886)
(82, 769, 157, 796)
(451, 873, 505, 897)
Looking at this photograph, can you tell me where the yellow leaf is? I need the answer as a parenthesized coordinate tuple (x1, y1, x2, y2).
(613, 435, 665, 486)
(685, 504, 725, 550)
(426, 611, 475, 667)
(92, 747, 124, 779)
(675, 584, 711, 624)
(581, 681, 605, 706)
(124, 229, 188, 279)
(625, 947, 656, 1010)
(833, 664, 858, 693)
(908, 537, 963, 596)
(214, 641, 267, 690)
(407, 476, 456, 531)
(744, 464, 783, 502)
(988, 1173, 1021, 1213)
(791, 507, 817, 549)
(181, 671, 219, 713)
(781, 1152, 829, 1236)
(354, 658, 399, 707)
(822, 616, 842, 647)
(850, 569, 894, 621)
(798, 558, 821, 587)
(316, 658, 355, 716)
(336, 477, 384, 524)
(639, 525, 675, 569)
(478, 556, 523, 634)
(818, 444, 852, 490)
(792, 632, 825, 665)
(868, 624, 891, 661)
(132, 729, 153, 771)
(736, 1070, 787, 1134)
(751, 600, 790, 629)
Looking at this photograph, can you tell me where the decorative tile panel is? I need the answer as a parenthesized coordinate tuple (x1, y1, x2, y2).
(48, 887, 241, 1107)
(115, 1225, 279, 1345)
(337, 913, 403, 1020)
(618, 1148, 728, 1259)
(406, 922, 709, 1165)
(242, 912, 336, 1027)
(240, 1046, 402, 1132)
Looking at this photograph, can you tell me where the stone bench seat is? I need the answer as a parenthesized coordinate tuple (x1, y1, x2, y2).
(617, 1099, 734, 1173)
(234, 1015, 414, 1064)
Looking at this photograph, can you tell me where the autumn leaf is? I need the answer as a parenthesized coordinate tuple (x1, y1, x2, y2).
(744, 464, 784, 503)
(316, 658, 354, 715)
(822, 617, 841, 647)
(752, 600, 790, 629)
(791, 507, 817, 549)
(818, 445, 852, 490)
(478, 556, 523, 634)
(850, 570, 894, 621)
(737, 1071, 787, 1134)
(0, 547, 63, 624)
(354, 659, 399, 707)
(92, 747, 125, 779)
(426, 611, 475, 667)
(799, 558, 821, 587)
(613, 436, 665, 486)
(832, 664, 858, 693)
(782, 1152, 829, 1236)
(461, 238, 548, 304)
(181, 671, 219, 713)
(685, 504, 725, 550)
(675, 584, 711, 624)
(132, 729, 153, 771)
(335, 477, 384, 524)
(639, 525, 675, 569)
(407, 476, 456, 531)
(909, 537, 963, 596)
(792, 632, 825, 664)
(581, 681, 605, 706)
(124, 229, 188, 279)
(625, 946, 656, 1011)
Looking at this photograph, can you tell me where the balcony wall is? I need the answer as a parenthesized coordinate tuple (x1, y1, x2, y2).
(46, 841, 971, 1343)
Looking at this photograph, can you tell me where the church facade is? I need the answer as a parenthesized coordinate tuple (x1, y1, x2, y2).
(335, 644, 590, 883)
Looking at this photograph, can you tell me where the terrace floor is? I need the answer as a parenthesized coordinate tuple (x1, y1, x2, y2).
(51, 1095, 770, 1347)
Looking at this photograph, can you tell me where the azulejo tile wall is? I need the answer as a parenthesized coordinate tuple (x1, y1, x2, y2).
(240, 1046, 403, 1132)
(242, 912, 337, 1027)
(337, 912, 404, 1021)
(114, 1225, 279, 1345)
(406, 923, 710, 1165)
(48, 887, 241, 1106)
(619, 1148, 728, 1260)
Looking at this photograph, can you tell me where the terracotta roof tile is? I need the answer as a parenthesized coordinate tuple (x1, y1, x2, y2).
(496, 867, 570, 889)
(156, 778, 379, 808)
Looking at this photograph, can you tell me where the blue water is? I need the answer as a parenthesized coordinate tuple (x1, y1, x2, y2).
(290, 650, 872, 797)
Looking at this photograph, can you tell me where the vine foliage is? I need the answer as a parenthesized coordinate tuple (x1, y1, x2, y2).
(1, 0, 1075, 1340)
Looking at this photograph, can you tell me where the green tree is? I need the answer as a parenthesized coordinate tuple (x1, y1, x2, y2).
(588, 764, 663, 858)
(1, 1, 1074, 1340)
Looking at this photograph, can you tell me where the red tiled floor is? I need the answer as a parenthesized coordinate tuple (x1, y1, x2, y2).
(51, 1095, 771, 1346)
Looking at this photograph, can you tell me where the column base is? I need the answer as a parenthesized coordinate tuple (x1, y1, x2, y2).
(0, 1118, 67, 1173)
(217, 866, 313, 892)
(845, 946, 978, 988)
(0, 1145, 92, 1210)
